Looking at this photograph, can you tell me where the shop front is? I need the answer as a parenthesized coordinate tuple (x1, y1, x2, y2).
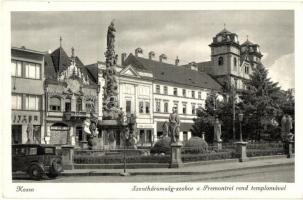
(11, 111, 43, 144)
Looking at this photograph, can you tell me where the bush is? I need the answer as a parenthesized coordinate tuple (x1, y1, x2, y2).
(182, 151, 235, 162)
(74, 154, 170, 164)
(183, 137, 208, 154)
(150, 137, 171, 154)
(247, 149, 284, 157)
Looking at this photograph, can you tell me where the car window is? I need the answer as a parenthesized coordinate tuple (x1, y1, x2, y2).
(44, 147, 55, 154)
(28, 147, 37, 155)
(15, 148, 26, 155)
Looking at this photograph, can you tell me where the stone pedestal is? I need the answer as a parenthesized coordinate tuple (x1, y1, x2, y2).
(80, 141, 88, 150)
(235, 141, 249, 162)
(286, 141, 294, 158)
(61, 145, 74, 170)
(169, 142, 183, 168)
(214, 141, 222, 150)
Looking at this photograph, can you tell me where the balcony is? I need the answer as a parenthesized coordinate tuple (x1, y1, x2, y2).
(64, 111, 89, 121)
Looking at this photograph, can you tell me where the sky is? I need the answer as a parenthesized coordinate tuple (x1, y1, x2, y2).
(11, 11, 294, 90)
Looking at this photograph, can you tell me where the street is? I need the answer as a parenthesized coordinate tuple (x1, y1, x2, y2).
(13, 164, 294, 183)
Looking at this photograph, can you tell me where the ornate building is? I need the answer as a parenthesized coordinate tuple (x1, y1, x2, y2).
(44, 44, 99, 146)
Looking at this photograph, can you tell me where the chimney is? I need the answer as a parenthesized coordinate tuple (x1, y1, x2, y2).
(148, 51, 155, 60)
(121, 53, 127, 66)
(159, 54, 167, 63)
(175, 56, 180, 66)
(21, 46, 26, 49)
(71, 47, 75, 58)
(189, 62, 198, 71)
(135, 47, 143, 57)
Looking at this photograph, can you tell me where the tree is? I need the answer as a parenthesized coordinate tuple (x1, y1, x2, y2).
(191, 91, 234, 143)
(239, 63, 281, 140)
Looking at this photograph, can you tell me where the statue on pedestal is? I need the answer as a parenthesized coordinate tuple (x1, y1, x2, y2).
(281, 115, 287, 142)
(26, 119, 34, 144)
(169, 107, 181, 143)
(213, 118, 222, 142)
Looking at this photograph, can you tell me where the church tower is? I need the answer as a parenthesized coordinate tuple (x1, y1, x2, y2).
(240, 38, 263, 69)
(208, 27, 241, 89)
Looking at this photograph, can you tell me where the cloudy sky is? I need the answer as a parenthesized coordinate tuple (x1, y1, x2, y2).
(11, 11, 294, 89)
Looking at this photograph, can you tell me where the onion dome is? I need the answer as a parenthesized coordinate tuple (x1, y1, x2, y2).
(240, 37, 262, 56)
(210, 27, 240, 47)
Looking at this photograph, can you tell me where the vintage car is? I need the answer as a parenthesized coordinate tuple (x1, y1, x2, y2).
(12, 144, 63, 180)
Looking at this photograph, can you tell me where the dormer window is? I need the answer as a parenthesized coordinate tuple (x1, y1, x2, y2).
(234, 35, 238, 43)
(217, 35, 223, 42)
(218, 57, 224, 66)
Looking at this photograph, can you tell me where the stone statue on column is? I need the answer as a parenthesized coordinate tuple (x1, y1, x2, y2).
(213, 118, 222, 142)
(169, 107, 180, 143)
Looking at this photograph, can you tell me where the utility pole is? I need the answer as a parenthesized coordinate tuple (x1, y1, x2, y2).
(232, 79, 237, 141)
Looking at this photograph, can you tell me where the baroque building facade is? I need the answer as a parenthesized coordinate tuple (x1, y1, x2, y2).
(44, 46, 99, 147)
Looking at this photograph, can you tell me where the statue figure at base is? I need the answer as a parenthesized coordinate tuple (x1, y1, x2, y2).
(214, 117, 222, 142)
(168, 106, 181, 143)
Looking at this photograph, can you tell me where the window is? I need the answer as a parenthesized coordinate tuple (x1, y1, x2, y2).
(163, 86, 168, 95)
(145, 102, 150, 114)
(65, 98, 71, 112)
(11, 60, 22, 77)
(218, 57, 224, 66)
(28, 147, 37, 155)
(146, 130, 152, 143)
(198, 92, 202, 99)
(77, 98, 82, 112)
(191, 91, 195, 98)
(25, 95, 40, 110)
(156, 85, 160, 94)
(191, 104, 196, 115)
(12, 94, 22, 110)
(139, 101, 144, 113)
(24, 62, 41, 79)
(173, 88, 178, 96)
(173, 102, 179, 113)
(164, 102, 169, 113)
(245, 66, 250, 74)
(126, 100, 131, 113)
(49, 97, 61, 111)
(234, 57, 237, 67)
(183, 131, 188, 142)
(44, 147, 55, 154)
(182, 89, 186, 97)
(155, 99, 161, 112)
(182, 103, 187, 114)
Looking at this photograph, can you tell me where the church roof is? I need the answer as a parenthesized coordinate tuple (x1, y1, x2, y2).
(44, 46, 97, 85)
(241, 39, 255, 46)
(217, 28, 232, 35)
(124, 54, 222, 91)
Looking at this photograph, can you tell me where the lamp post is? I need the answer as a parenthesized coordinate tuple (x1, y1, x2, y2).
(239, 111, 244, 142)
(235, 110, 248, 162)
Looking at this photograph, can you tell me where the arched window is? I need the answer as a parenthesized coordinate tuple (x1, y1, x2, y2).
(218, 57, 224, 66)
(234, 57, 237, 67)
(49, 97, 61, 111)
(76, 98, 82, 112)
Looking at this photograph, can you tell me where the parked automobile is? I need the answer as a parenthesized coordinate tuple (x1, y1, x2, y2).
(12, 144, 63, 180)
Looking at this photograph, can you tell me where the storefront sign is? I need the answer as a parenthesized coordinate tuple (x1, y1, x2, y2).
(50, 126, 70, 131)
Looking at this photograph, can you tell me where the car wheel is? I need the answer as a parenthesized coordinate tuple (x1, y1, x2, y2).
(47, 159, 62, 179)
(28, 165, 43, 180)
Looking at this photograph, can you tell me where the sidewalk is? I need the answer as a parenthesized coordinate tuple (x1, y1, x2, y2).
(62, 155, 294, 176)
